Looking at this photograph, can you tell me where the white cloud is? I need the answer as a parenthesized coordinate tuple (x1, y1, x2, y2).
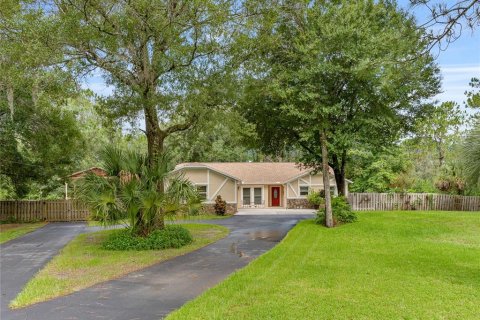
(436, 64, 480, 105)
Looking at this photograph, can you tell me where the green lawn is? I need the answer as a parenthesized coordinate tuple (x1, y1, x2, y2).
(11, 223, 228, 309)
(168, 211, 480, 320)
(0, 223, 47, 244)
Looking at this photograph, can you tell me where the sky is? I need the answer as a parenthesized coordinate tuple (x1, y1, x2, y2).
(397, 0, 480, 106)
(83, 1, 480, 107)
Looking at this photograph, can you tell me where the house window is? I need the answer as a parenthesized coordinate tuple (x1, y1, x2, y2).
(300, 186, 309, 196)
(243, 188, 251, 205)
(196, 185, 208, 200)
(254, 188, 262, 205)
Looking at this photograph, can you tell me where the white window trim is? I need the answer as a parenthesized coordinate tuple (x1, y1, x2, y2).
(241, 186, 264, 206)
(253, 187, 263, 205)
(195, 183, 209, 201)
(241, 187, 251, 204)
(298, 176, 310, 198)
(299, 185, 310, 197)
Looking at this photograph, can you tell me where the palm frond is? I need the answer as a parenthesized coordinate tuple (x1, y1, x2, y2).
(74, 146, 195, 235)
(100, 145, 125, 176)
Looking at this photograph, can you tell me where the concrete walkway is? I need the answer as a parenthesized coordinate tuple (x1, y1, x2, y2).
(1, 214, 313, 320)
(237, 208, 316, 215)
(0, 222, 87, 318)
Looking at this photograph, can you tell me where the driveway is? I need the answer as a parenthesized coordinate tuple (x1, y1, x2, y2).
(0, 223, 87, 316)
(1, 214, 313, 320)
(237, 208, 316, 215)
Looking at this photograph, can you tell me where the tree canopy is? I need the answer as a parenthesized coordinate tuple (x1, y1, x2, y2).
(240, 0, 440, 206)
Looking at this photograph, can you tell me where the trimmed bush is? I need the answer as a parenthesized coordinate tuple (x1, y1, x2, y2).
(307, 191, 325, 208)
(315, 196, 357, 225)
(214, 195, 227, 215)
(102, 225, 193, 251)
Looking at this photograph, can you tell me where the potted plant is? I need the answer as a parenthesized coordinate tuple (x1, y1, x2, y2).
(307, 191, 325, 209)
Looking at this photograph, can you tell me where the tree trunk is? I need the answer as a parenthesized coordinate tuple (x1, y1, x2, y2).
(144, 101, 164, 164)
(331, 150, 347, 196)
(436, 140, 444, 167)
(320, 129, 334, 228)
(143, 98, 167, 231)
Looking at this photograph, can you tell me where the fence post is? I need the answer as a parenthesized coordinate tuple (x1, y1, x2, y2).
(346, 193, 480, 212)
(42, 201, 48, 221)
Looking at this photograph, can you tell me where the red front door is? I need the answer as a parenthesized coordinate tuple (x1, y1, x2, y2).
(271, 187, 281, 207)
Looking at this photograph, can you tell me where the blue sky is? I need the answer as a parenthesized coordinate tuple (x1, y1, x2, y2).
(84, 1, 480, 107)
(398, 0, 480, 106)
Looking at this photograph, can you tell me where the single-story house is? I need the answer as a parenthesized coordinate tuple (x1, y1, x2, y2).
(64, 167, 108, 199)
(173, 162, 349, 214)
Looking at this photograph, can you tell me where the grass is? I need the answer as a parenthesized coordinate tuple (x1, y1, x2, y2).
(168, 211, 480, 320)
(10, 223, 228, 309)
(87, 214, 231, 226)
(0, 222, 47, 244)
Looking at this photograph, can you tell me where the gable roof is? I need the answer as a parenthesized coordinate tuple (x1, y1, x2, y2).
(174, 162, 333, 185)
(69, 167, 107, 180)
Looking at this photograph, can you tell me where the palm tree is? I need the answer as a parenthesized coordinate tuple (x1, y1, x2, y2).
(76, 146, 198, 236)
(463, 122, 480, 188)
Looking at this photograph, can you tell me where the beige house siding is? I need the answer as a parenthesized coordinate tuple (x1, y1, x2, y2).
(179, 168, 236, 203)
(181, 168, 208, 184)
(208, 170, 236, 203)
(177, 164, 345, 210)
(286, 172, 338, 199)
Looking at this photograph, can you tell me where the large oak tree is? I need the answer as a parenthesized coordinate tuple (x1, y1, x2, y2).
(29, 0, 238, 165)
(240, 0, 440, 226)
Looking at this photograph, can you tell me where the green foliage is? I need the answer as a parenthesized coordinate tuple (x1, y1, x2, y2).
(241, 0, 440, 197)
(187, 197, 202, 216)
(214, 195, 227, 216)
(166, 107, 260, 163)
(348, 147, 412, 193)
(0, 2, 88, 199)
(307, 191, 324, 207)
(466, 77, 480, 109)
(463, 122, 480, 188)
(413, 101, 465, 167)
(0, 76, 85, 198)
(315, 196, 356, 225)
(75, 146, 197, 236)
(0, 175, 16, 200)
(102, 225, 193, 251)
(31, 0, 237, 163)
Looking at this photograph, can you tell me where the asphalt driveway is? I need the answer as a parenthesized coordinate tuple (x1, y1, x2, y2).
(1, 214, 313, 320)
(0, 223, 87, 316)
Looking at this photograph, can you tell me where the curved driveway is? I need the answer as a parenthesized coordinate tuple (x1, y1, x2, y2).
(1, 214, 313, 320)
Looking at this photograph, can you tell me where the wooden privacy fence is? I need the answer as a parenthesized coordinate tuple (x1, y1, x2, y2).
(0, 200, 89, 222)
(348, 193, 480, 211)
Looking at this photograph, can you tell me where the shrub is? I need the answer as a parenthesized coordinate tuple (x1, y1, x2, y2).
(102, 225, 193, 251)
(214, 195, 227, 215)
(307, 191, 325, 208)
(188, 203, 201, 216)
(315, 196, 357, 226)
(186, 195, 202, 216)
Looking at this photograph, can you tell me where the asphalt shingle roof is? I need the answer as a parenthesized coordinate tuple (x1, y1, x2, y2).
(174, 162, 323, 184)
